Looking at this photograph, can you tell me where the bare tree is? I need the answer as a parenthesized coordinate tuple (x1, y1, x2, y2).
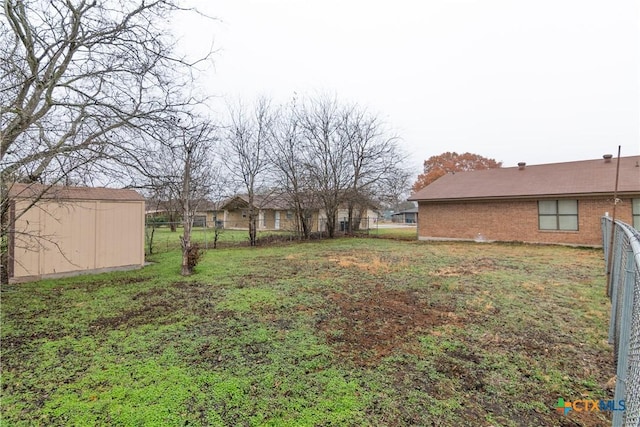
(141, 116, 218, 275)
(0, 0, 211, 282)
(341, 106, 406, 232)
(280, 94, 410, 237)
(268, 97, 317, 239)
(0, 0, 210, 183)
(223, 98, 274, 246)
(299, 95, 352, 238)
(376, 167, 413, 213)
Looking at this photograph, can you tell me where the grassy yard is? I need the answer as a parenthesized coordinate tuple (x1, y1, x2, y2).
(146, 227, 290, 253)
(146, 224, 416, 254)
(1, 239, 614, 426)
(367, 225, 417, 240)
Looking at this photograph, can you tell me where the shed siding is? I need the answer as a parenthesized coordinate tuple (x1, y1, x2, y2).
(11, 198, 144, 282)
(416, 197, 635, 246)
(95, 201, 145, 269)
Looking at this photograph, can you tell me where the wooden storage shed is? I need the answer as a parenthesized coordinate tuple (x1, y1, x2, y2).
(7, 183, 145, 283)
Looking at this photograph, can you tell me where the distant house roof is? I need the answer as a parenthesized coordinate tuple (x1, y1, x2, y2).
(409, 156, 640, 202)
(392, 207, 419, 216)
(8, 183, 144, 202)
(220, 193, 291, 211)
(195, 199, 220, 211)
(219, 193, 377, 211)
(145, 198, 221, 214)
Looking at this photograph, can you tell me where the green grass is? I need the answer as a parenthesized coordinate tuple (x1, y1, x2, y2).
(146, 223, 416, 255)
(366, 224, 417, 240)
(146, 227, 296, 254)
(1, 239, 614, 426)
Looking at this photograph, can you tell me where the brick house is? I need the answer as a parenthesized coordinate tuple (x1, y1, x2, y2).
(219, 194, 379, 232)
(218, 194, 312, 231)
(408, 155, 640, 246)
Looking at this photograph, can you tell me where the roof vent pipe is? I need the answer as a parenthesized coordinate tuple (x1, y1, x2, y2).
(517, 162, 526, 170)
(603, 154, 613, 163)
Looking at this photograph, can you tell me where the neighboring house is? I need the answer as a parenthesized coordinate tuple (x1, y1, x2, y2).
(219, 194, 379, 232)
(391, 207, 419, 224)
(332, 207, 379, 231)
(408, 155, 640, 246)
(189, 199, 223, 228)
(145, 199, 222, 228)
(8, 183, 146, 283)
(381, 209, 394, 221)
(219, 194, 313, 231)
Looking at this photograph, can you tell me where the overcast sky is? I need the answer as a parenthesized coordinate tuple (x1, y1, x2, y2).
(175, 0, 639, 175)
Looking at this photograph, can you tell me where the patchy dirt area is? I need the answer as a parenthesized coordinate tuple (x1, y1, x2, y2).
(328, 255, 393, 274)
(430, 257, 497, 277)
(313, 249, 614, 426)
(89, 282, 219, 331)
(318, 284, 461, 366)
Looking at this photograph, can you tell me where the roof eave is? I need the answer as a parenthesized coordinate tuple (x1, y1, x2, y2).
(412, 191, 640, 203)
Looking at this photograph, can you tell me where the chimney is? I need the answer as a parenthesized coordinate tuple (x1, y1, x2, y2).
(603, 154, 613, 163)
(517, 162, 526, 170)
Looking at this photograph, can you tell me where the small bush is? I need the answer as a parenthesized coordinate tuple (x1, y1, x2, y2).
(186, 243, 201, 270)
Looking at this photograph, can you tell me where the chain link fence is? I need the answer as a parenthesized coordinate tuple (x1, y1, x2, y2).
(602, 217, 640, 427)
(144, 217, 386, 255)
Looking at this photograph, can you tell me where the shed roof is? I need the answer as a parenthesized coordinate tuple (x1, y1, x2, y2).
(409, 155, 640, 201)
(8, 183, 145, 202)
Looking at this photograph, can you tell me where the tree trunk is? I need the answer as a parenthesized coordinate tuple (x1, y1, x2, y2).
(296, 210, 311, 240)
(358, 205, 368, 231)
(181, 151, 193, 276)
(0, 189, 9, 285)
(146, 225, 156, 255)
(169, 210, 178, 232)
(326, 210, 337, 238)
(249, 212, 257, 246)
(181, 226, 192, 275)
(347, 205, 354, 233)
(300, 214, 311, 239)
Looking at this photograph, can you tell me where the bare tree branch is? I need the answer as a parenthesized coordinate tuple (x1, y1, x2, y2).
(0, 0, 215, 283)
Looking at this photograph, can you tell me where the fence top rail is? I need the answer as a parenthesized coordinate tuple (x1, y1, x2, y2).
(603, 216, 640, 263)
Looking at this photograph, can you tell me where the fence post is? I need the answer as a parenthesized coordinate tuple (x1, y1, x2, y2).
(609, 230, 622, 347)
(612, 247, 635, 427)
(604, 219, 640, 427)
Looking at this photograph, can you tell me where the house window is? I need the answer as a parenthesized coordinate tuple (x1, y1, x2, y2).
(286, 210, 293, 220)
(538, 200, 578, 231)
(633, 199, 640, 230)
(242, 210, 247, 218)
(192, 215, 207, 228)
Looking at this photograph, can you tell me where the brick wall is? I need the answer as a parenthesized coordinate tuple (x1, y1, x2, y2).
(416, 197, 636, 246)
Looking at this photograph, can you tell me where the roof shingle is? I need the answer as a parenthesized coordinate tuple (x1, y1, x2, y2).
(8, 183, 145, 202)
(409, 156, 640, 201)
